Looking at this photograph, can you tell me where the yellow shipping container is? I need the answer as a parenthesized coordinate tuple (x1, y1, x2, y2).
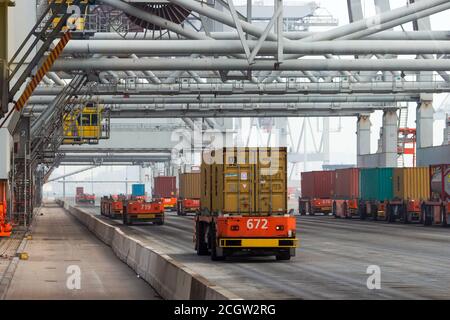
(201, 147, 287, 216)
(179, 172, 201, 199)
(393, 167, 430, 200)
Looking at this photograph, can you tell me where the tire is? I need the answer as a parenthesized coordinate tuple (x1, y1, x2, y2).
(402, 205, 409, 224)
(155, 217, 165, 225)
(122, 213, 129, 225)
(371, 204, 378, 221)
(386, 204, 393, 223)
(343, 202, 349, 219)
(308, 201, 315, 216)
(196, 222, 209, 256)
(333, 202, 338, 218)
(441, 206, 447, 227)
(360, 203, 367, 220)
(423, 206, 432, 226)
(210, 225, 224, 261)
(276, 251, 291, 261)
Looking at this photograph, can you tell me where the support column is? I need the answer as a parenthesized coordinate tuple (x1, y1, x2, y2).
(274, 118, 288, 147)
(356, 115, 371, 167)
(416, 95, 434, 149)
(381, 110, 398, 167)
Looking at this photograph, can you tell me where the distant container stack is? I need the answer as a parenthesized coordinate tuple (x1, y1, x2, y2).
(386, 167, 430, 223)
(131, 184, 146, 197)
(333, 168, 360, 218)
(177, 172, 201, 216)
(153, 176, 176, 198)
(153, 176, 177, 211)
(299, 170, 335, 215)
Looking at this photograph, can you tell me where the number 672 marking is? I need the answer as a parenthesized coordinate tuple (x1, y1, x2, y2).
(246, 218, 268, 230)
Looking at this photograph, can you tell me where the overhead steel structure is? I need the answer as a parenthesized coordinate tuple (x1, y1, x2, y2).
(1, 0, 449, 226)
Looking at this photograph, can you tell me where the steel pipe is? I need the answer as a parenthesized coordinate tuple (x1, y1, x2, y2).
(32, 80, 450, 95)
(62, 40, 450, 56)
(52, 58, 450, 72)
(27, 94, 419, 106)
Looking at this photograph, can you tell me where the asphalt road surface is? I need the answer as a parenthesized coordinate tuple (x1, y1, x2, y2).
(82, 204, 450, 300)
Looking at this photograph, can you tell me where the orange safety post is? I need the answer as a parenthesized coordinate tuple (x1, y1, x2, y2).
(0, 181, 12, 237)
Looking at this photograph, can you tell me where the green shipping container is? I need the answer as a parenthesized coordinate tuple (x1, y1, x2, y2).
(359, 168, 394, 201)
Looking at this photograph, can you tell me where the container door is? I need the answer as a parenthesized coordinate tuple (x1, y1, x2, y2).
(257, 148, 287, 215)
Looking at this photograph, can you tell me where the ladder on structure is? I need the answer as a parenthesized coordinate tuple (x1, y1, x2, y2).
(0, 1, 83, 127)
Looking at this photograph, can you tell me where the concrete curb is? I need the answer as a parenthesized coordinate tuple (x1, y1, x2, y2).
(0, 235, 28, 300)
(57, 200, 241, 300)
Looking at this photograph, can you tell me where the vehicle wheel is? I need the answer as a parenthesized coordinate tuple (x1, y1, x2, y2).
(276, 251, 291, 261)
(343, 202, 350, 219)
(423, 206, 432, 226)
(332, 202, 338, 218)
(211, 226, 224, 261)
(441, 206, 447, 227)
(196, 222, 209, 256)
(371, 205, 378, 221)
(123, 212, 131, 225)
(308, 202, 315, 216)
(402, 205, 409, 224)
(386, 204, 392, 223)
(360, 203, 367, 220)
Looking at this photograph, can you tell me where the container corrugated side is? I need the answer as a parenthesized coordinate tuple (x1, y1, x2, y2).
(360, 168, 394, 201)
(202, 147, 287, 215)
(393, 167, 430, 200)
(179, 173, 201, 199)
(131, 184, 145, 197)
(301, 171, 335, 199)
(334, 168, 359, 199)
(153, 176, 177, 198)
(300, 171, 314, 198)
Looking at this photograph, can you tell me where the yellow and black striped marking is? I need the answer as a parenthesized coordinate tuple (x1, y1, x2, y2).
(14, 32, 72, 111)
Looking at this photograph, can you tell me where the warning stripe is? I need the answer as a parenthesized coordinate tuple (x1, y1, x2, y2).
(14, 32, 72, 111)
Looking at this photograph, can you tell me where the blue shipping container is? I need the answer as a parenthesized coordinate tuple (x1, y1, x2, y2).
(132, 184, 145, 196)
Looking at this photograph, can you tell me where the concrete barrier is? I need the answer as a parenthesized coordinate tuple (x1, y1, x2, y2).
(58, 200, 240, 300)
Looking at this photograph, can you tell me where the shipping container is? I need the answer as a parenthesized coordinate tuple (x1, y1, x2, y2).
(359, 168, 394, 202)
(179, 172, 201, 199)
(201, 147, 287, 215)
(153, 176, 176, 198)
(299, 170, 335, 215)
(197, 147, 297, 261)
(421, 164, 450, 227)
(334, 168, 359, 199)
(393, 167, 430, 200)
(300, 171, 335, 199)
(430, 164, 450, 201)
(131, 184, 145, 197)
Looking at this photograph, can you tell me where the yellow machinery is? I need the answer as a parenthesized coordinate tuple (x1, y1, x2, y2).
(49, 0, 90, 32)
(63, 102, 110, 145)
